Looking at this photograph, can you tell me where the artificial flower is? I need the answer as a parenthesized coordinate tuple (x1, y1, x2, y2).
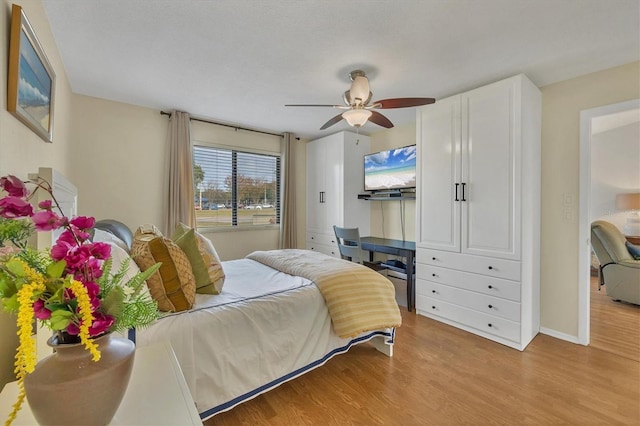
(0, 175, 28, 198)
(0, 197, 33, 219)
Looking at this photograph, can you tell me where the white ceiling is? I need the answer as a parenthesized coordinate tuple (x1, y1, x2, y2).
(41, 0, 640, 140)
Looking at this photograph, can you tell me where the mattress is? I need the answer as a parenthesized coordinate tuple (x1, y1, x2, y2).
(132, 258, 394, 420)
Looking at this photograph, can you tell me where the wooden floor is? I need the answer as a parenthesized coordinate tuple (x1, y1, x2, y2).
(205, 281, 640, 425)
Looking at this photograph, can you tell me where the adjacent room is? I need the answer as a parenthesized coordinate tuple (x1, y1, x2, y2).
(0, 1, 638, 425)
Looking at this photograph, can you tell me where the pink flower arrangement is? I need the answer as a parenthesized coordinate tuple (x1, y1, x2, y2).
(0, 175, 115, 339)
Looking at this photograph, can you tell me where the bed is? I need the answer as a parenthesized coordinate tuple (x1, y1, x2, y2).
(93, 220, 401, 422)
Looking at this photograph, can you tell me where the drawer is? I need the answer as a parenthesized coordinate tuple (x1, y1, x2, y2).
(416, 264, 521, 302)
(307, 231, 337, 247)
(416, 295, 521, 343)
(307, 242, 340, 258)
(416, 279, 521, 322)
(417, 248, 520, 281)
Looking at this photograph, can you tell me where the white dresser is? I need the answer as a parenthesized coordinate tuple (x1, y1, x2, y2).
(306, 131, 371, 257)
(415, 74, 541, 351)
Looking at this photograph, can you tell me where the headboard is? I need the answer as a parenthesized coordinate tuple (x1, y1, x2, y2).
(94, 219, 134, 250)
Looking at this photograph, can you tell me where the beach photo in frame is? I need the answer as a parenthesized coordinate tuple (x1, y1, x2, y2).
(8, 4, 56, 143)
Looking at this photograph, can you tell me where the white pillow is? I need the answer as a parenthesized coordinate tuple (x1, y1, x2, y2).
(94, 228, 130, 253)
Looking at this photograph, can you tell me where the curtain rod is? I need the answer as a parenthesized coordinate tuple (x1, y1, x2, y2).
(160, 110, 283, 138)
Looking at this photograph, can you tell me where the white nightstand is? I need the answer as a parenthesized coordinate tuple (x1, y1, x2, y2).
(0, 340, 202, 425)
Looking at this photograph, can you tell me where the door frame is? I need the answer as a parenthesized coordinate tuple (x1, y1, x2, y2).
(578, 98, 640, 345)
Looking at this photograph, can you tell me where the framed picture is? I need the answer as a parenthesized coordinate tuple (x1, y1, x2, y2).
(7, 4, 56, 143)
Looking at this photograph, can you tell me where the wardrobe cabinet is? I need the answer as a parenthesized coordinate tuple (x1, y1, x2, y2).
(306, 131, 370, 257)
(415, 74, 541, 351)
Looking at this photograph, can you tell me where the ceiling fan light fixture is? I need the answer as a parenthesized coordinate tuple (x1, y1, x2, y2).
(342, 109, 372, 127)
(350, 76, 370, 104)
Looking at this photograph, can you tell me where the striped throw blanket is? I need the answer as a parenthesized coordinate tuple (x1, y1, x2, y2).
(246, 249, 401, 338)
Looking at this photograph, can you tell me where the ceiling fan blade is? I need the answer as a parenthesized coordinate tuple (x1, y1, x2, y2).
(320, 114, 344, 130)
(369, 111, 394, 128)
(372, 97, 436, 109)
(285, 104, 337, 107)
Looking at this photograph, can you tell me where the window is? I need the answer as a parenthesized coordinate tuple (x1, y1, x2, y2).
(193, 145, 281, 228)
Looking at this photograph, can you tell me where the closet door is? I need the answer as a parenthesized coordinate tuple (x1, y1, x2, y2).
(306, 139, 326, 234)
(416, 95, 461, 252)
(461, 78, 520, 260)
(322, 134, 344, 234)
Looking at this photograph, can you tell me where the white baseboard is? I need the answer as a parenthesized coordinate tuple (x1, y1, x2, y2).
(539, 327, 582, 345)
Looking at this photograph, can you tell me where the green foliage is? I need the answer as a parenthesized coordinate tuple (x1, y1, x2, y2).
(0, 218, 34, 249)
(98, 257, 161, 334)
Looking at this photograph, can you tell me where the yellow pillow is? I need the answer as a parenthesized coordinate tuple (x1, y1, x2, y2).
(130, 225, 196, 312)
(172, 223, 225, 294)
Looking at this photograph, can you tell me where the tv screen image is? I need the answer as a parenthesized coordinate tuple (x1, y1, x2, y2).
(364, 145, 417, 191)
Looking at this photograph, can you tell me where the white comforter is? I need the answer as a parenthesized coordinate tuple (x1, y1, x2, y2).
(134, 258, 393, 420)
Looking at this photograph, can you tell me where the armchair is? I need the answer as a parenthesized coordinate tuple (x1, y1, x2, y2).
(590, 220, 640, 305)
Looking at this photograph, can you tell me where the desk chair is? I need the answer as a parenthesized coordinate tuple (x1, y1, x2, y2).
(333, 226, 366, 264)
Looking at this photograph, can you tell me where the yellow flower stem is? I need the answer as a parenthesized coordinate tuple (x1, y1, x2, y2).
(67, 279, 101, 361)
(6, 281, 45, 426)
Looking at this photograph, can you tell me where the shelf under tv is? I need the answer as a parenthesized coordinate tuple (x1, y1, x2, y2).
(358, 189, 416, 201)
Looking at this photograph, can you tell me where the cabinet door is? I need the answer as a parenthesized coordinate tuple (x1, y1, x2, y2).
(322, 135, 344, 234)
(306, 140, 326, 234)
(416, 96, 461, 252)
(461, 78, 520, 259)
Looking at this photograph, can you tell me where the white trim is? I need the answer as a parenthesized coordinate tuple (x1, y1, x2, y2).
(539, 327, 580, 345)
(578, 99, 640, 346)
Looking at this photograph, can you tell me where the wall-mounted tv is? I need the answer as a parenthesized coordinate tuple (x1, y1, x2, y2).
(364, 145, 417, 192)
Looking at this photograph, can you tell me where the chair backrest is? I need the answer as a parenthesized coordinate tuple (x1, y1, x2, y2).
(591, 220, 632, 265)
(333, 225, 365, 263)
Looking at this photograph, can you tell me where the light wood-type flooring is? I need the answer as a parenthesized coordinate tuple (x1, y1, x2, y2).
(205, 278, 639, 425)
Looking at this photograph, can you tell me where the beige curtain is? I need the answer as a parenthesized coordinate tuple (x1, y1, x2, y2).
(165, 111, 196, 235)
(279, 132, 297, 248)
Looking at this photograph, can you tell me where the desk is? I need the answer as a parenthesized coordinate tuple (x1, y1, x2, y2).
(0, 340, 202, 425)
(360, 237, 416, 312)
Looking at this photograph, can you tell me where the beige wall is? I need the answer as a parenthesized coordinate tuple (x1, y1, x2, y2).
(0, 0, 75, 387)
(539, 61, 640, 336)
(70, 95, 167, 228)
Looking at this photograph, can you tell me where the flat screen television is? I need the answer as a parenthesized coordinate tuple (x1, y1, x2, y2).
(364, 145, 417, 192)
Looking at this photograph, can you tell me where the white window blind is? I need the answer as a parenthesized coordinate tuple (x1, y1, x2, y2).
(193, 145, 280, 228)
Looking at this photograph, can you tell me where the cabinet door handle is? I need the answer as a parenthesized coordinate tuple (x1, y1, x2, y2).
(461, 183, 467, 202)
(454, 183, 460, 202)
(488, 304, 493, 309)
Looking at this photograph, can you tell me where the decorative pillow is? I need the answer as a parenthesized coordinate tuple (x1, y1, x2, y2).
(93, 228, 130, 253)
(172, 223, 225, 294)
(626, 241, 640, 260)
(130, 225, 196, 312)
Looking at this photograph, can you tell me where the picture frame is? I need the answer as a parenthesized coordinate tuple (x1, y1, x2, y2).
(7, 4, 56, 143)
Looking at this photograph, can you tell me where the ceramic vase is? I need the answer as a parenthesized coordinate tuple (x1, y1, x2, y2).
(23, 332, 135, 426)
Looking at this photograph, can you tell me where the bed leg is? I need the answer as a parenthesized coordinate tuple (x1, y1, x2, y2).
(371, 335, 393, 357)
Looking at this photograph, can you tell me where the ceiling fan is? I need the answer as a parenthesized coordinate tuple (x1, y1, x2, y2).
(285, 70, 435, 130)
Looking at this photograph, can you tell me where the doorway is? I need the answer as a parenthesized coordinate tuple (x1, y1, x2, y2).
(578, 99, 640, 345)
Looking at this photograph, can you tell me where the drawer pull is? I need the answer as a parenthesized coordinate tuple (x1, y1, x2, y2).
(432, 273, 437, 277)
(488, 266, 494, 270)
(431, 306, 436, 309)
(432, 257, 437, 261)
(431, 290, 436, 294)
(488, 285, 493, 289)
(311, 236, 315, 239)
(488, 323, 493, 328)
(488, 304, 493, 309)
